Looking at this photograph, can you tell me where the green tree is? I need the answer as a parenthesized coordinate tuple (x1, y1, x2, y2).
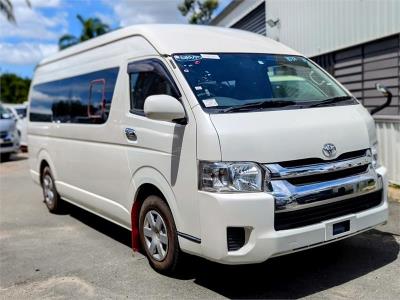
(0, 0, 30, 24)
(178, 0, 219, 25)
(0, 73, 31, 104)
(59, 14, 110, 50)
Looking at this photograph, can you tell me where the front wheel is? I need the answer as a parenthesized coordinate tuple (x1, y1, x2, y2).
(139, 195, 181, 274)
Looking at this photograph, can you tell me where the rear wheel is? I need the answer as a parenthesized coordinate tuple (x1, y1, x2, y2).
(41, 166, 63, 213)
(139, 195, 181, 274)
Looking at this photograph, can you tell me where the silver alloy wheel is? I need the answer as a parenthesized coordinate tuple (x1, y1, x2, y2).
(43, 174, 55, 207)
(143, 210, 168, 261)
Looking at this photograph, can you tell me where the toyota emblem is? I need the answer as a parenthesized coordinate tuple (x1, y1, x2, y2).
(322, 143, 337, 158)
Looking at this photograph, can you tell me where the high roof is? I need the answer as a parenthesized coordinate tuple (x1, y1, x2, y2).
(39, 24, 299, 66)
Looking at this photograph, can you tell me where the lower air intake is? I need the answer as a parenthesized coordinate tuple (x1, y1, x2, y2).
(227, 227, 245, 251)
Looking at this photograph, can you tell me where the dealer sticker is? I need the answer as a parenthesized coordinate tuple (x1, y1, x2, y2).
(174, 55, 202, 61)
(200, 54, 220, 59)
(202, 98, 219, 107)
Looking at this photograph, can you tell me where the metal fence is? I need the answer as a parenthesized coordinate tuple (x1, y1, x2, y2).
(375, 116, 400, 185)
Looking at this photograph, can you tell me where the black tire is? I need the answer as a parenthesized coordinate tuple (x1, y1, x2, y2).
(41, 166, 63, 213)
(0, 153, 11, 162)
(139, 195, 181, 274)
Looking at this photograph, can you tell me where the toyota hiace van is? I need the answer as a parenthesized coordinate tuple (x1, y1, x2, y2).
(28, 25, 388, 273)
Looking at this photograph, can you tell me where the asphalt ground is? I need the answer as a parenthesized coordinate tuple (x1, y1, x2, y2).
(1, 153, 399, 299)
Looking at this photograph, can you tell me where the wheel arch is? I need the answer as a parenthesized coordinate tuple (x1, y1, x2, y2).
(37, 149, 58, 183)
(130, 167, 182, 252)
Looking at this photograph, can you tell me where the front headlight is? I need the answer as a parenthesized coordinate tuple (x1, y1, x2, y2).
(199, 161, 264, 192)
(371, 142, 379, 168)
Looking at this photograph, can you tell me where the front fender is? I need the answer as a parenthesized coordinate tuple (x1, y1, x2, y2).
(128, 166, 183, 231)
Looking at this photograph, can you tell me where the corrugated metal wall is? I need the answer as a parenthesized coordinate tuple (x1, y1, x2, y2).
(375, 117, 400, 184)
(313, 34, 400, 116)
(232, 2, 266, 35)
(265, 0, 400, 57)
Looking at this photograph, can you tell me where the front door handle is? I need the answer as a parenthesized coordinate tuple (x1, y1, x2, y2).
(125, 128, 137, 141)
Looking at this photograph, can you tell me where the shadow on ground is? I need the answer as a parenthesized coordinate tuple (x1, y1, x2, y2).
(183, 231, 399, 298)
(0, 153, 28, 164)
(65, 202, 399, 299)
(65, 202, 132, 248)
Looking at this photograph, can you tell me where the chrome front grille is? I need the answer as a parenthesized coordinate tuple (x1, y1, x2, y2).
(264, 149, 383, 220)
(267, 153, 371, 182)
(274, 190, 383, 230)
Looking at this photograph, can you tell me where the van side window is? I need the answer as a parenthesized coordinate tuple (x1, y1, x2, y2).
(30, 67, 119, 124)
(128, 59, 180, 114)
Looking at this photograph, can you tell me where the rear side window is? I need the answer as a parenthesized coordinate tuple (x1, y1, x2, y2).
(128, 59, 180, 114)
(30, 67, 119, 124)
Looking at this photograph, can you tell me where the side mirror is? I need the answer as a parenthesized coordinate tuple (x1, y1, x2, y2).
(376, 83, 389, 96)
(144, 95, 186, 122)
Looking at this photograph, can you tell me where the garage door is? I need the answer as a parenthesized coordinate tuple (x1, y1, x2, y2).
(232, 2, 266, 36)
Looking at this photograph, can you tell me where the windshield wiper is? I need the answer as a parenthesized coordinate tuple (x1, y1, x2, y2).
(308, 96, 354, 108)
(222, 100, 297, 113)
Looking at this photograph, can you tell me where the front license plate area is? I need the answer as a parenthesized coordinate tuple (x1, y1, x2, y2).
(332, 220, 350, 236)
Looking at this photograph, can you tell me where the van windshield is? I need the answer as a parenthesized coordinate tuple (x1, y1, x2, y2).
(173, 53, 355, 112)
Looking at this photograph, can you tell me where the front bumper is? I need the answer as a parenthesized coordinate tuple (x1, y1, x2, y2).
(196, 166, 388, 264)
(0, 139, 19, 154)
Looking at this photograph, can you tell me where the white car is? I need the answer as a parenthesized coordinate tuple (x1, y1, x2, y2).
(4, 103, 28, 151)
(28, 25, 388, 274)
(0, 104, 20, 161)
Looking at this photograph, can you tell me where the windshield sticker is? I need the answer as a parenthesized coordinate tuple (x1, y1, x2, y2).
(284, 56, 298, 62)
(194, 86, 203, 90)
(174, 55, 202, 61)
(258, 60, 264, 64)
(202, 98, 218, 107)
(200, 54, 220, 60)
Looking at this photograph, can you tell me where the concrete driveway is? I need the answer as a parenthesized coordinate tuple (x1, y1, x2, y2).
(1, 154, 399, 299)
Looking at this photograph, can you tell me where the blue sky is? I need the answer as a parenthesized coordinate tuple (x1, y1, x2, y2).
(0, 0, 230, 78)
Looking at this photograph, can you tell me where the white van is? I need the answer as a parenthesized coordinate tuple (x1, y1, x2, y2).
(28, 25, 388, 273)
